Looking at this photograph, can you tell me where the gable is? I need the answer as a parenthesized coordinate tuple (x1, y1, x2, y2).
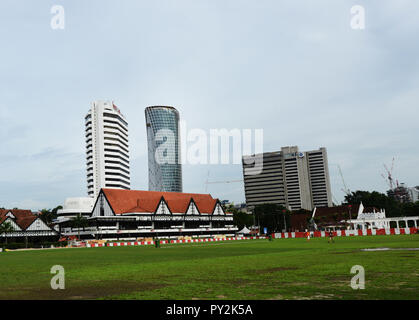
(25, 218, 52, 231)
(92, 192, 115, 217)
(5, 211, 16, 219)
(186, 201, 200, 215)
(2, 217, 22, 231)
(156, 199, 171, 215)
(212, 203, 225, 215)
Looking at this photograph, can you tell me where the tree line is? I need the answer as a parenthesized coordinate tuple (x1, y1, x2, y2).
(226, 203, 292, 234)
(344, 190, 419, 217)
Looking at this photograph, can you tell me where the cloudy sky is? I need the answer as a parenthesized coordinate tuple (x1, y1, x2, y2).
(0, 0, 418, 210)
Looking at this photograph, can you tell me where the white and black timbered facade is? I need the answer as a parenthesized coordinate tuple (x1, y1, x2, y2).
(58, 189, 237, 240)
(0, 209, 58, 241)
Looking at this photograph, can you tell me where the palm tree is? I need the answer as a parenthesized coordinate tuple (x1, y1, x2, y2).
(0, 221, 14, 245)
(71, 214, 88, 241)
(40, 205, 62, 224)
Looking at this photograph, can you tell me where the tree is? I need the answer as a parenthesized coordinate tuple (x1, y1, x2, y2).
(0, 221, 14, 245)
(344, 190, 401, 217)
(387, 185, 411, 203)
(71, 214, 88, 240)
(400, 201, 419, 218)
(233, 211, 253, 230)
(253, 204, 290, 233)
(40, 205, 62, 224)
(226, 204, 253, 230)
(344, 190, 419, 218)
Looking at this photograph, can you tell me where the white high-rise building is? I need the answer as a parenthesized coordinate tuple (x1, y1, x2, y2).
(85, 100, 131, 198)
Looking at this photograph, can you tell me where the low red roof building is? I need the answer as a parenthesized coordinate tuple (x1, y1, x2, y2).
(57, 188, 237, 240)
(0, 209, 58, 240)
(97, 188, 222, 215)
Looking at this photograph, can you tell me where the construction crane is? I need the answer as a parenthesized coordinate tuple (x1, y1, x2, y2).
(337, 164, 351, 197)
(204, 170, 243, 193)
(330, 192, 340, 206)
(205, 179, 243, 193)
(382, 157, 396, 190)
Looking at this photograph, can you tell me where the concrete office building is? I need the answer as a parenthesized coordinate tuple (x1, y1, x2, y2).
(145, 106, 182, 192)
(86, 101, 131, 198)
(409, 186, 419, 203)
(242, 146, 333, 211)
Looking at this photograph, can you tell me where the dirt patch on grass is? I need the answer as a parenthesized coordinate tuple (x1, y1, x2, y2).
(323, 275, 350, 282)
(330, 251, 358, 254)
(0, 280, 169, 300)
(309, 293, 338, 300)
(293, 293, 336, 300)
(229, 279, 249, 286)
(284, 282, 310, 286)
(360, 248, 419, 252)
(250, 267, 298, 274)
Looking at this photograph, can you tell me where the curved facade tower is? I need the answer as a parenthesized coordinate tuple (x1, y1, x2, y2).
(86, 101, 131, 198)
(145, 106, 182, 192)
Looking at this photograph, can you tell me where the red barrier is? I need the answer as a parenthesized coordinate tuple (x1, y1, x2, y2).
(272, 227, 418, 240)
(88, 228, 419, 249)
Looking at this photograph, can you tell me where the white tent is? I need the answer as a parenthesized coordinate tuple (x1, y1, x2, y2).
(237, 226, 251, 235)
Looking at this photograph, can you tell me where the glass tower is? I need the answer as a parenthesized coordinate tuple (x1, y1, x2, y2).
(145, 106, 182, 192)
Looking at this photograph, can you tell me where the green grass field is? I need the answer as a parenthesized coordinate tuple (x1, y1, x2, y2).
(1, 235, 418, 300)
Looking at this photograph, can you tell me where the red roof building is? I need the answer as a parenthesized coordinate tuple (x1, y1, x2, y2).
(0, 209, 58, 240)
(57, 189, 237, 240)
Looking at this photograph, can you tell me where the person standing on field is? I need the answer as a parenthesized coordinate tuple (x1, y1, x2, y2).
(328, 230, 334, 243)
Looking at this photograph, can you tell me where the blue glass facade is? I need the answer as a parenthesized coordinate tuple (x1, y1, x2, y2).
(145, 106, 182, 192)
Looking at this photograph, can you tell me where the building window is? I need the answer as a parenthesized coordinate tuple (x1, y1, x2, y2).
(100, 196, 104, 216)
